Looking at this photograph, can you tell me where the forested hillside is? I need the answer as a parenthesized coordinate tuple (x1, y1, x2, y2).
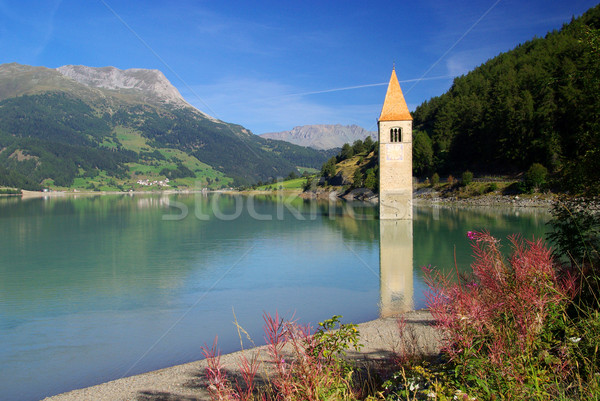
(0, 65, 333, 190)
(412, 4, 600, 194)
(0, 93, 135, 189)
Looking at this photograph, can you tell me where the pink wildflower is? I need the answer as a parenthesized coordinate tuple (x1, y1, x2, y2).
(423, 230, 576, 392)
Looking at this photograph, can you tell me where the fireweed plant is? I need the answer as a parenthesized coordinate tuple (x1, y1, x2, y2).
(202, 312, 368, 401)
(419, 231, 590, 400)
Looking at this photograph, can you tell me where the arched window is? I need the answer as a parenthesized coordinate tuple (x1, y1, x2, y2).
(389, 127, 402, 143)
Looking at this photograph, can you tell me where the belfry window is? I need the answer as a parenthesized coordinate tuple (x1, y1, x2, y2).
(390, 127, 402, 143)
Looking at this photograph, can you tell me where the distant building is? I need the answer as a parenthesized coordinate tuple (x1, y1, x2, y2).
(378, 68, 413, 220)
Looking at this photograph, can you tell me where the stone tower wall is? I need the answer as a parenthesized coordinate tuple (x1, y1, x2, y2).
(378, 119, 412, 219)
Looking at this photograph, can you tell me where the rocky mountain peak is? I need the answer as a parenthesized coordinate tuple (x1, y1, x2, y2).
(56, 65, 188, 106)
(260, 124, 377, 150)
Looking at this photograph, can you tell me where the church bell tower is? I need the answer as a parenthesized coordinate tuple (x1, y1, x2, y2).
(378, 68, 413, 220)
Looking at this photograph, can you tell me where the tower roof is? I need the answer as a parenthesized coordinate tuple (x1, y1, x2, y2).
(379, 68, 412, 121)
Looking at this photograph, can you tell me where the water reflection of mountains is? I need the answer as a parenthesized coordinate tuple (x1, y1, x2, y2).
(0, 194, 550, 301)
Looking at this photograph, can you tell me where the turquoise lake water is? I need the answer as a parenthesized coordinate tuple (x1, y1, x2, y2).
(0, 193, 550, 400)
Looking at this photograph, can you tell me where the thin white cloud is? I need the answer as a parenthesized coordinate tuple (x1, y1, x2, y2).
(445, 43, 520, 77)
(170, 5, 282, 56)
(265, 75, 454, 99)
(184, 77, 381, 134)
(445, 51, 483, 77)
(32, 0, 63, 58)
(0, 0, 63, 60)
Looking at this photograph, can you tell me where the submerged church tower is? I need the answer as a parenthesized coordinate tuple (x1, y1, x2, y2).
(378, 68, 413, 220)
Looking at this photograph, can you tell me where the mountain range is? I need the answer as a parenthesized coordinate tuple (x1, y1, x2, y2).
(260, 124, 376, 150)
(0, 63, 334, 190)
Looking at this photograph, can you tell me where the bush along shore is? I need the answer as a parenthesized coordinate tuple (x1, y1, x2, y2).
(199, 197, 600, 400)
(0, 187, 21, 195)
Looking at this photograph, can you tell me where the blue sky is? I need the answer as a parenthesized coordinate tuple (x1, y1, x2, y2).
(0, 0, 597, 134)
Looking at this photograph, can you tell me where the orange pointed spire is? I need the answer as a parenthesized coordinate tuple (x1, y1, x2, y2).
(379, 68, 412, 121)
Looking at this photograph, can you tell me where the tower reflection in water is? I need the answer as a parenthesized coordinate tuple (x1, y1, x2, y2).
(379, 219, 414, 317)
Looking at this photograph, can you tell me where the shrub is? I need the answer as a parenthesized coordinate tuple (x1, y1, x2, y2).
(364, 168, 378, 192)
(309, 315, 362, 362)
(461, 170, 473, 186)
(525, 163, 548, 191)
(447, 175, 455, 186)
(302, 176, 315, 191)
(352, 169, 364, 188)
(548, 197, 600, 268)
(431, 173, 439, 186)
(0, 188, 20, 194)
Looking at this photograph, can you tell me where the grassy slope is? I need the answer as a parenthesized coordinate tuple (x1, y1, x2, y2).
(336, 150, 376, 183)
(63, 126, 233, 191)
(255, 150, 375, 192)
(256, 177, 306, 190)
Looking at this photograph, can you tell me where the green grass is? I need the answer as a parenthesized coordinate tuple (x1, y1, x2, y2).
(68, 171, 123, 191)
(63, 159, 234, 192)
(127, 162, 164, 175)
(113, 126, 149, 152)
(0, 187, 21, 194)
(256, 177, 306, 190)
(99, 136, 120, 149)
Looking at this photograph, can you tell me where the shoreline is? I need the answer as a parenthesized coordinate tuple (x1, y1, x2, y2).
(301, 188, 555, 208)
(43, 310, 439, 401)
(413, 194, 554, 208)
(13, 188, 555, 209)
(19, 189, 215, 198)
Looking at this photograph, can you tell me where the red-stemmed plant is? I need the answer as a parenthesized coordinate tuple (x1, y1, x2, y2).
(423, 231, 577, 398)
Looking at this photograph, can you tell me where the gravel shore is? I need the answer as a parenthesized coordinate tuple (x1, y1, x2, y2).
(43, 310, 439, 401)
(301, 187, 555, 208)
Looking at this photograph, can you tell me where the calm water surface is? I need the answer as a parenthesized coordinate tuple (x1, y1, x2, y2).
(0, 194, 550, 401)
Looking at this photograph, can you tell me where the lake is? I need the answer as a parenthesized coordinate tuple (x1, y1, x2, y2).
(0, 193, 550, 401)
